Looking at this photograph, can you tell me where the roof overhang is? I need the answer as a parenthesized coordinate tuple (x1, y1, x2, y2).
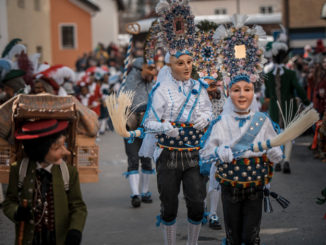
(129, 13, 282, 34)
(69, 0, 100, 16)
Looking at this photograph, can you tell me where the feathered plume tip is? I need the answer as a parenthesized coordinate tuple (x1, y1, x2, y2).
(8, 44, 27, 61)
(155, 0, 170, 14)
(254, 25, 266, 39)
(1, 38, 22, 58)
(213, 25, 228, 42)
(231, 14, 249, 28)
(270, 192, 290, 209)
(28, 53, 41, 74)
(50, 66, 75, 85)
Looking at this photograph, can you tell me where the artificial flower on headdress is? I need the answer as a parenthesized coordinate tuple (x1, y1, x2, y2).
(213, 15, 267, 88)
(193, 22, 219, 80)
(156, 0, 195, 57)
(144, 19, 166, 65)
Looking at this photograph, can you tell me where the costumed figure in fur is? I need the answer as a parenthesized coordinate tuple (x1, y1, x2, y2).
(199, 16, 318, 245)
(263, 27, 310, 174)
(120, 54, 158, 207)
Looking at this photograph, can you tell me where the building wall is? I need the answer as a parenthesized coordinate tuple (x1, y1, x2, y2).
(6, 0, 52, 63)
(92, 0, 119, 48)
(50, 0, 92, 68)
(189, 0, 281, 16)
(0, 0, 8, 52)
(288, 0, 325, 28)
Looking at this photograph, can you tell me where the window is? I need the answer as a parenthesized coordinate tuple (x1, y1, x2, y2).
(34, 0, 40, 11)
(17, 0, 25, 8)
(214, 8, 227, 15)
(260, 6, 273, 14)
(60, 24, 77, 49)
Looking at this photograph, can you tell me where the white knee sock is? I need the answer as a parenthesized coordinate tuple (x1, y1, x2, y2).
(128, 173, 140, 196)
(162, 223, 177, 245)
(140, 172, 150, 194)
(187, 222, 201, 245)
(209, 189, 220, 218)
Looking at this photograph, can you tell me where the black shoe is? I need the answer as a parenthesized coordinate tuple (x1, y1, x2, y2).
(141, 192, 153, 203)
(283, 161, 291, 174)
(208, 215, 222, 230)
(275, 163, 282, 172)
(141, 195, 153, 203)
(131, 195, 141, 208)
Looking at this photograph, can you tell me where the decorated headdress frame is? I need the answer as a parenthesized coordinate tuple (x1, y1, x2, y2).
(193, 21, 219, 80)
(213, 15, 267, 88)
(144, 19, 166, 65)
(156, 0, 196, 57)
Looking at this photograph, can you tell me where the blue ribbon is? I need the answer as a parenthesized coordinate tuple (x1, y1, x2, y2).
(235, 116, 251, 128)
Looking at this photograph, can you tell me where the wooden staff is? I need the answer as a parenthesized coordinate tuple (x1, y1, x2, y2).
(18, 199, 28, 245)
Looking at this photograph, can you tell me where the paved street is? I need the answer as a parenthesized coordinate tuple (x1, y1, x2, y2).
(1, 132, 326, 244)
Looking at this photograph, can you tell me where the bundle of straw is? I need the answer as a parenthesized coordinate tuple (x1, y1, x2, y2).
(105, 91, 142, 138)
(252, 106, 319, 152)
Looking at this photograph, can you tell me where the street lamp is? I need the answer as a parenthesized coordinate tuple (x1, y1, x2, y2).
(321, 2, 326, 19)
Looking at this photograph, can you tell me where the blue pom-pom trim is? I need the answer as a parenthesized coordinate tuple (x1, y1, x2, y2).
(266, 139, 272, 149)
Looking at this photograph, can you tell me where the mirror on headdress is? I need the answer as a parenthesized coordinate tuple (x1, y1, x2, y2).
(174, 17, 185, 34)
(234, 45, 246, 59)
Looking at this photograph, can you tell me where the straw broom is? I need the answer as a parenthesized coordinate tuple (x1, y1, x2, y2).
(106, 91, 142, 138)
(251, 105, 319, 152)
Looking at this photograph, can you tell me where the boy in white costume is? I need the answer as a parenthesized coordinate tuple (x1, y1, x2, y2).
(199, 16, 283, 245)
(141, 1, 212, 244)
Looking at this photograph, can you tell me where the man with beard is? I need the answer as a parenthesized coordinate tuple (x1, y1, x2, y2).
(121, 57, 157, 207)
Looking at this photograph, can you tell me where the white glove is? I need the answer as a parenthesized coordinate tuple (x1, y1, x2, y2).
(161, 122, 179, 138)
(193, 116, 209, 130)
(216, 145, 233, 163)
(267, 147, 283, 163)
(165, 127, 179, 138)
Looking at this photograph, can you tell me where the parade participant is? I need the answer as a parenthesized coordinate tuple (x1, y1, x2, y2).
(1, 69, 27, 100)
(141, 1, 212, 244)
(200, 16, 283, 245)
(3, 119, 87, 245)
(193, 22, 224, 230)
(121, 57, 157, 207)
(264, 30, 310, 174)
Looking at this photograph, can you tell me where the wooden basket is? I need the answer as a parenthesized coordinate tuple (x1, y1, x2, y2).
(0, 94, 99, 183)
(75, 135, 99, 183)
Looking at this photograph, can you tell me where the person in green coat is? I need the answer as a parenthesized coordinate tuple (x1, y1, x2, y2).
(264, 46, 310, 174)
(3, 119, 87, 245)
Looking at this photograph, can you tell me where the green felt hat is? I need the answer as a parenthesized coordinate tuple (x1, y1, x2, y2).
(2, 69, 25, 83)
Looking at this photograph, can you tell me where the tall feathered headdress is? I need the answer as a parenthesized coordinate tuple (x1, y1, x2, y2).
(155, 0, 195, 57)
(213, 15, 267, 88)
